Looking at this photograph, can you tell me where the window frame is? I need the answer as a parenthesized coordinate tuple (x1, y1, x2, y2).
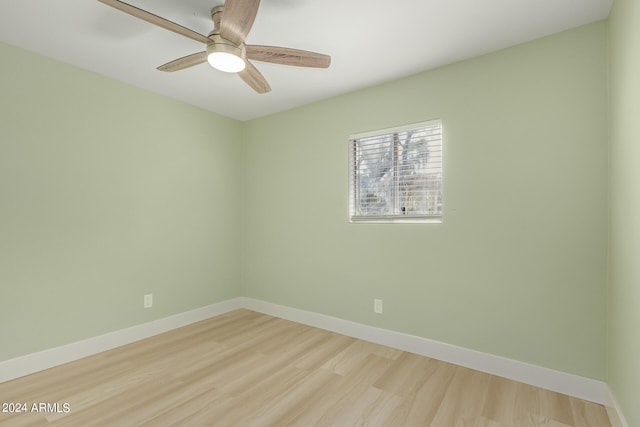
(348, 119, 443, 224)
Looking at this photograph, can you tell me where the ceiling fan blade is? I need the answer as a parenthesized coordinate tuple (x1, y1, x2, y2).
(98, 0, 210, 44)
(157, 52, 208, 72)
(238, 60, 271, 94)
(246, 45, 331, 68)
(219, 0, 260, 45)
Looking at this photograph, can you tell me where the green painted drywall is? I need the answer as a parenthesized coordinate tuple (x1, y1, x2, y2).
(242, 22, 609, 380)
(608, 0, 640, 424)
(0, 20, 611, 386)
(0, 42, 243, 361)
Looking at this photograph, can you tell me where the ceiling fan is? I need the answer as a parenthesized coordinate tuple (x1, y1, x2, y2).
(98, 0, 331, 93)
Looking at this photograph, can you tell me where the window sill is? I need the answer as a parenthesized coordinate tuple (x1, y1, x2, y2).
(349, 215, 442, 224)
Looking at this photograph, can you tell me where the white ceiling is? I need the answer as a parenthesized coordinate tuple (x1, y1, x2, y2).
(0, 0, 612, 121)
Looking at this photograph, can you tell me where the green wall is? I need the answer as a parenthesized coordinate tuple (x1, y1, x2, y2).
(0, 42, 243, 361)
(0, 21, 612, 387)
(608, 0, 640, 424)
(242, 22, 609, 380)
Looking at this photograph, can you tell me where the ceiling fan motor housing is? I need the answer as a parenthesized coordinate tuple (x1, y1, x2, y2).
(209, 6, 225, 37)
(206, 34, 246, 59)
(206, 5, 247, 72)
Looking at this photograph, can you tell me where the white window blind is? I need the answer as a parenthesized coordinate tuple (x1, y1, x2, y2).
(349, 120, 442, 223)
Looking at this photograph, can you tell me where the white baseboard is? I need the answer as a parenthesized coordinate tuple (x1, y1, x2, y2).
(1, 296, 611, 411)
(605, 385, 630, 427)
(240, 297, 609, 405)
(0, 298, 244, 383)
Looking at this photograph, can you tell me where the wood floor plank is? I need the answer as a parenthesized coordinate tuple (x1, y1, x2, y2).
(373, 351, 438, 397)
(471, 417, 512, 427)
(327, 386, 402, 427)
(197, 364, 308, 427)
(292, 332, 355, 372)
(0, 309, 612, 427)
(513, 382, 543, 421)
(243, 369, 342, 426)
(321, 339, 397, 376)
(539, 389, 575, 426)
(569, 396, 612, 427)
(430, 366, 492, 425)
(49, 376, 185, 426)
(137, 383, 229, 427)
(385, 359, 458, 425)
(268, 353, 394, 427)
(515, 415, 573, 427)
(482, 375, 519, 423)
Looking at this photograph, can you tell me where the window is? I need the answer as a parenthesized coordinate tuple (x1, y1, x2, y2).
(348, 120, 442, 223)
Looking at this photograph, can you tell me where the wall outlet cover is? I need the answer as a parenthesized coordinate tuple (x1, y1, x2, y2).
(374, 299, 383, 314)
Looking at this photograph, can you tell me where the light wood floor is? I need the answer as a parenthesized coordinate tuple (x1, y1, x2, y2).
(0, 309, 610, 426)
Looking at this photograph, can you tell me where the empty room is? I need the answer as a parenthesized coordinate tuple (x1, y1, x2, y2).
(0, 0, 638, 426)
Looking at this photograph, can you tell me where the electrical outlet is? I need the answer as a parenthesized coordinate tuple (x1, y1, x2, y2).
(374, 298, 383, 314)
(144, 294, 153, 309)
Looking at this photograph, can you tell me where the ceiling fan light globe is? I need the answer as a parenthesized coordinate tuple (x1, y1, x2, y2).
(208, 51, 246, 73)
